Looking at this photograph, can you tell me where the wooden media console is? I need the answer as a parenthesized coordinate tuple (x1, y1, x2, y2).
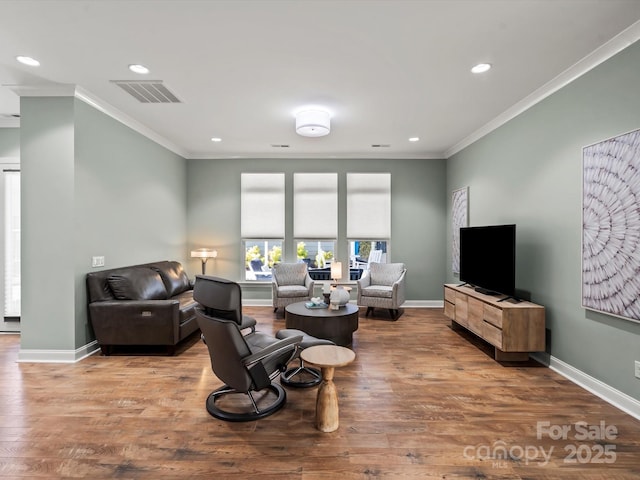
(443, 284, 545, 361)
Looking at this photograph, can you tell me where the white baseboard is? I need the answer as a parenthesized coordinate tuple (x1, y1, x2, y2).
(403, 300, 443, 308)
(242, 299, 445, 308)
(17, 340, 101, 363)
(531, 352, 640, 421)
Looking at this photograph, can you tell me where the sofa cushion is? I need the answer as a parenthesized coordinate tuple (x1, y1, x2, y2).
(108, 268, 168, 300)
(152, 261, 191, 297)
(276, 285, 310, 298)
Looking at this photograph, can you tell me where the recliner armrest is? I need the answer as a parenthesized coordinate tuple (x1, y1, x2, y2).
(243, 335, 302, 367)
(240, 314, 257, 333)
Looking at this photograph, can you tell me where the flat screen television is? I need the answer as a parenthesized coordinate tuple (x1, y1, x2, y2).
(459, 224, 516, 297)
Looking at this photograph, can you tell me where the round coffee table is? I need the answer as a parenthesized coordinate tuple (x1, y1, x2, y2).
(285, 302, 359, 346)
(300, 345, 356, 432)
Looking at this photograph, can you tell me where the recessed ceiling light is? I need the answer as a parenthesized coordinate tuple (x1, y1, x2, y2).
(409, 137, 420, 142)
(128, 64, 150, 74)
(211, 137, 222, 142)
(16, 56, 40, 67)
(471, 63, 492, 74)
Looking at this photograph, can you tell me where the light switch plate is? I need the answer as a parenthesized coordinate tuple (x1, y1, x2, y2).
(91, 256, 105, 268)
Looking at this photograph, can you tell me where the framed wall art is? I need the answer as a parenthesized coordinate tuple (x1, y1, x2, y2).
(452, 186, 468, 274)
(582, 127, 640, 323)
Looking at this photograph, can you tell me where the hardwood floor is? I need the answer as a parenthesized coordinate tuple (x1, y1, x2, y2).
(1, 307, 639, 479)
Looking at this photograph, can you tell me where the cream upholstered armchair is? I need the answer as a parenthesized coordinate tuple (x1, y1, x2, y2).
(272, 263, 314, 312)
(357, 262, 406, 319)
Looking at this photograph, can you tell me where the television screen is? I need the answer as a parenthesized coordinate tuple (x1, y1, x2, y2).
(459, 224, 516, 297)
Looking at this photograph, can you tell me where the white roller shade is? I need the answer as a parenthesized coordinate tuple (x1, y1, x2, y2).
(4, 170, 20, 316)
(347, 173, 391, 239)
(294, 173, 337, 238)
(241, 173, 285, 238)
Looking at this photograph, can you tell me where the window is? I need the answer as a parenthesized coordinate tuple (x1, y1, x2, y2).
(3, 170, 20, 317)
(243, 239, 281, 281)
(346, 173, 390, 238)
(293, 173, 337, 238)
(350, 240, 388, 269)
(347, 173, 391, 269)
(296, 240, 335, 269)
(241, 173, 284, 281)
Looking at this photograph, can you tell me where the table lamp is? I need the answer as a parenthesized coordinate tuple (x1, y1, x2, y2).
(331, 261, 343, 285)
(191, 248, 218, 275)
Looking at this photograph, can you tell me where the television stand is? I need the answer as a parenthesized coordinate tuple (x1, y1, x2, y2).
(474, 286, 499, 296)
(498, 295, 521, 303)
(443, 284, 545, 362)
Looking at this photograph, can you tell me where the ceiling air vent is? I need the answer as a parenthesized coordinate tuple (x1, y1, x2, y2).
(111, 80, 181, 103)
(271, 144, 290, 148)
(371, 144, 391, 148)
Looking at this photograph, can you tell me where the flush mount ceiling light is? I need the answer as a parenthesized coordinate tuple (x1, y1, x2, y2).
(211, 137, 222, 142)
(128, 64, 150, 74)
(409, 137, 420, 142)
(16, 55, 40, 67)
(295, 109, 331, 137)
(471, 63, 492, 74)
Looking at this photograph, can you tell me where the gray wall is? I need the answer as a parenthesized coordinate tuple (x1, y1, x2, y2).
(187, 157, 447, 301)
(20, 96, 188, 351)
(0, 128, 19, 157)
(73, 100, 188, 346)
(446, 42, 640, 400)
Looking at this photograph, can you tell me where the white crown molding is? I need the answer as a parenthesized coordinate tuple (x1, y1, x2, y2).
(7, 84, 77, 97)
(17, 340, 100, 363)
(445, 19, 640, 159)
(187, 152, 443, 160)
(531, 352, 640, 421)
(5, 83, 189, 158)
(74, 87, 189, 158)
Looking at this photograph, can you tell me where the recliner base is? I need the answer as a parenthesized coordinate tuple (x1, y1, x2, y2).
(280, 362, 322, 388)
(206, 383, 286, 422)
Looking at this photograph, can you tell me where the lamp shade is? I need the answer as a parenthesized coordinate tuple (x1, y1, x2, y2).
(191, 248, 218, 259)
(331, 261, 343, 281)
(296, 109, 330, 137)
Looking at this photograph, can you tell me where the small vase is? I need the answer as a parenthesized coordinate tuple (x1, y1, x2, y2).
(329, 286, 350, 309)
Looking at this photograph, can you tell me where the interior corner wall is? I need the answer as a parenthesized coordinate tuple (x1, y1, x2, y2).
(20, 97, 76, 351)
(20, 96, 188, 355)
(446, 41, 640, 401)
(186, 157, 447, 301)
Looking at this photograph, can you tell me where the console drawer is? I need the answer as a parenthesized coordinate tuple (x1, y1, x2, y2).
(444, 300, 455, 319)
(484, 304, 503, 328)
(444, 286, 456, 304)
(482, 321, 503, 349)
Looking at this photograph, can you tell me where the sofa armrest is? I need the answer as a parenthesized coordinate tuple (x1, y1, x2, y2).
(304, 274, 314, 294)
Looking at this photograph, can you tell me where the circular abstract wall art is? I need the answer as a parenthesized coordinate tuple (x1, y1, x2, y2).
(582, 127, 640, 322)
(452, 187, 468, 274)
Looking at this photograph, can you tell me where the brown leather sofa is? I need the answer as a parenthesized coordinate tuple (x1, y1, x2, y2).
(86, 261, 199, 355)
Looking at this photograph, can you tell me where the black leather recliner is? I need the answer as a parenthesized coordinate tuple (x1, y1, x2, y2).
(193, 275, 302, 421)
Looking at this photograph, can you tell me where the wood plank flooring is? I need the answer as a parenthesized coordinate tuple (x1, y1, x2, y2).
(1, 307, 639, 479)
